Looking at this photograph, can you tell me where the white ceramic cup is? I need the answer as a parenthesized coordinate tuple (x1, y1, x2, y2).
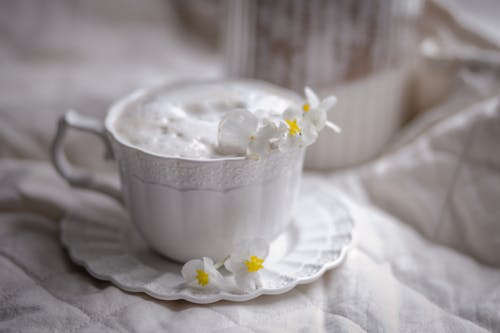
(51, 80, 305, 263)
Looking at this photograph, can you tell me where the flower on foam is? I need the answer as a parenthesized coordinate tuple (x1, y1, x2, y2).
(224, 238, 269, 292)
(247, 118, 281, 160)
(181, 257, 225, 290)
(217, 109, 281, 160)
(217, 109, 258, 156)
(216, 86, 340, 159)
(302, 86, 341, 133)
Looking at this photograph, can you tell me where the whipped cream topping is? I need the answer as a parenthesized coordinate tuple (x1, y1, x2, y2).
(112, 81, 301, 159)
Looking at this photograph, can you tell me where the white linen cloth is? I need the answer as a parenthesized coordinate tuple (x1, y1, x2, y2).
(2, 96, 500, 332)
(1, 1, 500, 332)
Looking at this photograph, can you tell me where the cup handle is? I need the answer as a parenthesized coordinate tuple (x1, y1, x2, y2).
(50, 110, 124, 204)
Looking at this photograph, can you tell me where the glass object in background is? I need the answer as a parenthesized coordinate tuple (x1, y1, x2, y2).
(224, 0, 424, 170)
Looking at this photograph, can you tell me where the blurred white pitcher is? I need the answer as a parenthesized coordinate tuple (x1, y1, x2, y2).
(225, 0, 423, 169)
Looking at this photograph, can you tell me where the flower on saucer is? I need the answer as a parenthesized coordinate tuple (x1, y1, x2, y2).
(218, 109, 281, 160)
(181, 257, 225, 290)
(303, 86, 341, 133)
(277, 108, 317, 152)
(224, 238, 270, 292)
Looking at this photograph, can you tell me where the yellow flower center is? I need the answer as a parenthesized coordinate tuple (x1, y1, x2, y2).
(285, 119, 301, 136)
(244, 255, 264, 272)
(302, 103, 311, 112)
(249, 135, 256, 141)
(196, 269, 209, 286)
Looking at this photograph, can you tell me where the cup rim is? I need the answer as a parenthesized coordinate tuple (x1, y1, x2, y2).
(105, 79, 303, 163)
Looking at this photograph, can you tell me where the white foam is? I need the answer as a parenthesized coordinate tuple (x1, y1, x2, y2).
(113, 81, 300, 159)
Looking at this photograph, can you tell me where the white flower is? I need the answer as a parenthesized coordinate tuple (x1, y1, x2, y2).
(247, 119, 281, 160)
(303, 86, 341, 133)
(277, 108, 316, 152)
(217, 109, 282, 160)
(224, 238, 269, 292)
(181, 257, 225, 290)
(217, 87, 341, 158)
(217, 109, 258, 155)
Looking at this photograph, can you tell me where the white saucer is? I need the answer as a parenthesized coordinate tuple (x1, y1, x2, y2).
(60, 187, 354, 304)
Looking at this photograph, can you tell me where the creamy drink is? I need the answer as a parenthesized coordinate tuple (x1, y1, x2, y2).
(113, 81, 301, 159)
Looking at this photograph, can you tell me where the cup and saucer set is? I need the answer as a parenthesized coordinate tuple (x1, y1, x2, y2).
(51, 80, 354, 304)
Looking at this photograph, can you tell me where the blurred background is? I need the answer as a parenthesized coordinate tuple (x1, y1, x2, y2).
(0, 0, 499, 171)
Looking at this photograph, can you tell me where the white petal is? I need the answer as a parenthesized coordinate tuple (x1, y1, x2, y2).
(202, 257, 216, 268)
(301, 121, 319, 146)
(217, 109, 258, 155)
(228, 240, 252, 262)
(283, 107, 302, 120)
(225, 238, 269, 270)
(181, 257, 226, 290)
(276, 121, 289, 137)
(224, 255, 247, 275)
(304, 86, 320, 107)
(223, 256, 236, 273)
(271, 122, 288, 150)
(304, 108, 327, 131)
(249, 238, 269, 259)
(319, 96, 337, 112)
(203, 257, 227, 286)
(234, 272, 261, 292)
(247, 121, 280, 159)
(325, 120, 342, 133)
(316, 110, 328, 131)
(247, 140, 267, 160)
(181, 259, 203, 282)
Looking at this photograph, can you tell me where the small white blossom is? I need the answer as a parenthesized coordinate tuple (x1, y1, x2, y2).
(217, 109, 258, 155)
(247, 119, 281, 160)
(181, 257, 225, 290)
(216, 86, 341, 159)
(303, 86, 341, 133)
(218, 109, 283, 160)
(224, 238, 269, 292)
(277, 108, 316, 152)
